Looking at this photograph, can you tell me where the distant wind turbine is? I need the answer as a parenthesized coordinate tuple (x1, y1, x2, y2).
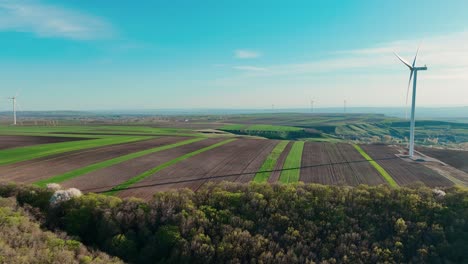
(8, 95, 17, 125)
(394, 47, 427, 157)
(8, 90, 21, 125)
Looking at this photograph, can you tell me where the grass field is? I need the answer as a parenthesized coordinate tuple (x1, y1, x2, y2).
(217, 113, 468, 147)
(253, 141, 289, 182)
(279, 141, 304, 183)
(353, 144, 398, 187)
(220, 123, 318, 140)
(220, 124, 247, 130)
(107, 138, 237, 195)
(0, 136, 152, 166)
(222, 124, 302, 132)
(34, 138, 206, 187)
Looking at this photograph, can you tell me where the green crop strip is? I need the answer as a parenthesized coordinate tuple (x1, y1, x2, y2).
(34, 137, 206, 187)
(0, 136, 152, 166)
(279, 141, 305, 183)
(106, 138, 237, 195)
(253, 141, 289, 182)
(353, 144, 398, 187)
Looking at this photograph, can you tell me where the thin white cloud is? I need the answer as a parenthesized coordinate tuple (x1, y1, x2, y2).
(234, 49, 261, 59)
(0, 0, 113, 40)
(233, 66, 267, 72)
(234, 31, 468, 79)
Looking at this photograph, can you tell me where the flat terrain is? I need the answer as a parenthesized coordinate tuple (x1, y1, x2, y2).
(0, 135, 87, 150)
(361, 144, 454, 187)
(61, 138, 225, 193)
(0, 124, 463, 200)
(0, 137, 186, 183)
(300, 142, 387, 186)
(117, 139, 277, 199)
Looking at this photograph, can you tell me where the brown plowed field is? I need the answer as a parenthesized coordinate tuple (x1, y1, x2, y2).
(0, 135, 87, 150)
(360, 144, 454, 187)
(300, 143, 386, 186)
(117, 139, 277, 199)
(268, 142, 293, 183)
(418, 147, 468, 173)
(0, 137, 187, 183)
(61, 138, 225, 193)
(234, 140, 278, 183)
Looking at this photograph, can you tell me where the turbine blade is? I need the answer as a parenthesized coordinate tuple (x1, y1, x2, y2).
(405, 70, 414, 119)
(412, 45, 420, 68)
(394, 52, 412, 69)
(16, 101, 23, 112)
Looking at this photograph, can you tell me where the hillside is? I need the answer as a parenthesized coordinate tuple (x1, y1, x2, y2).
(0, 196, 123, 263)
(217, 113, 468, 146)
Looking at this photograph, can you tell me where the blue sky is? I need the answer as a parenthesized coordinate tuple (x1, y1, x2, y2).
(0, 0, 468, 110)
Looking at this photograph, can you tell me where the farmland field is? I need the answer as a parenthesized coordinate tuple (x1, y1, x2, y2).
(0, 135, 153, 166)
(62, 138, 228, 193)
(254, 140, 290, 182)
(117, 138, 278, 199)
(418, 147, 468, 173)
(0, 124, 461, 200)
(279, 141, 304, 183)
(268, 142, 293, 182)
(0, 137, 187, 183)
(300, 142, 387, 186)
(0, 135, 88, 150)
(360, 144, 454, 187)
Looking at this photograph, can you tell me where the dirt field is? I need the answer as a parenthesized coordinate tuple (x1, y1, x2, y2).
(0, 135, 87, 150)
(268, 142, 293, 183)
(300, 143, 386, 186)
(418, 147, 468, 173)
(360, 144, 454, 187)
(0, 137, 187, 183)
(61, 138, 226, 193)
(1, 131, 460, 199)
(117, 139, 277, 199)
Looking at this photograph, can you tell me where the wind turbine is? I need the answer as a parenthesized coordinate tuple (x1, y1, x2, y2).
(8, 95, 17, 125)
(394, 47, 427, 157)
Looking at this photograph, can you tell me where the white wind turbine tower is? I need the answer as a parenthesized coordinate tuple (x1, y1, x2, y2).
(394, 47, 427, 158)
(8, 92, 20, 125)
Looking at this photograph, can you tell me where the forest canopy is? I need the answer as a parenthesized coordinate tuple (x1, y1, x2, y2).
(0, 182, 466, 264)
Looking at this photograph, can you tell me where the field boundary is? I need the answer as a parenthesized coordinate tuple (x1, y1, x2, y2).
(279, 141, 305, 183)
(253, 141, 289, 182)
(106, 138, 237, 195)
(34, 137, 206, 187)
(353, 144, 398, 187)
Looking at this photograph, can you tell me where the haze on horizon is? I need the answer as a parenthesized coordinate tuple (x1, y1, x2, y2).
(0, 0, 467, 111)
